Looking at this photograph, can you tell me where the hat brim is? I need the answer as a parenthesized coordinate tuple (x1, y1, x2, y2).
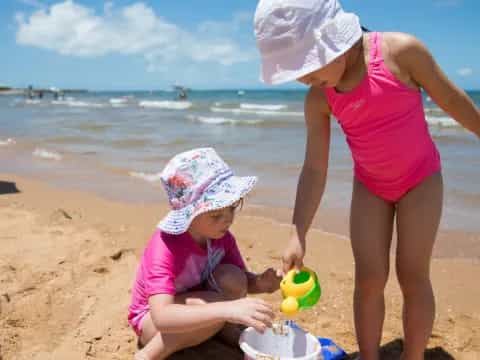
(158, 175, 257, 235)
(259, 12, 362, 85)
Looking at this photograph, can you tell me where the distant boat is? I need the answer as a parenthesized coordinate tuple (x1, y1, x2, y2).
(172, 84, 189, 100)
(237, 90, 245, 96)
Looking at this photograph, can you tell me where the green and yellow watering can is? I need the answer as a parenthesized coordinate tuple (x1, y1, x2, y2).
(280, 267, 321, 317)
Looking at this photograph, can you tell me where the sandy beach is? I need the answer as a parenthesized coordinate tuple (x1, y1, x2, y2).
(2, 0, 479, 358)
(0, 174, 479, 359)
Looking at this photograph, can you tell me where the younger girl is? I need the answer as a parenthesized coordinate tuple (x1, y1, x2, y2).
(254, 1, 480, 359)
(129, 148, 280, 359)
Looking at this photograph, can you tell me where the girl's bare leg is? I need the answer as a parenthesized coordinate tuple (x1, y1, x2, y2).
(134, 264, 248, 360)
(396, 173, 443, 360)
(134, 310, 224, 360)
(350, 179, 395, 360)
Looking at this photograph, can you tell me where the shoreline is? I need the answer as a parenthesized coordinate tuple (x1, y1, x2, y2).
(0, 90, 25, 96)
(1, 143, 479, 260)
(0, 174, 479, 359)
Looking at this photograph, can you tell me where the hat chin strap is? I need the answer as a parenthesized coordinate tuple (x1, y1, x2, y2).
(204, 239, 222, 292)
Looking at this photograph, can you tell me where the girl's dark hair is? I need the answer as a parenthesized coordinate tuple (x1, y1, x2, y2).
(361, 26, 371, 32)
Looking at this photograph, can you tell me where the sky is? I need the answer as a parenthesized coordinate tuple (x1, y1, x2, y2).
(1, 0, 479, 90)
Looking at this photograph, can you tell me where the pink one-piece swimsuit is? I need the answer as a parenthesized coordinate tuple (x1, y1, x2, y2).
(324, 32, 441, 202)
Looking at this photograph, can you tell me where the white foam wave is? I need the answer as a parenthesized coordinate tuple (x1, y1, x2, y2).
(25, 99, 41, 105)
(51, 100, 68, 105)
(129, 171, 162, 182)
(187, 115, 262, 125)
(0, 138, 16, 146)
(240, 103, 287, 111)
(426, 116, 458, 127)
(210, 106, 303, 117)
(109, 97, 128, 105)
(33, 148, 62, 161)
(70, 101, 104, 108)
(51, 99, 104, 108)
(138, 100, 192, 110)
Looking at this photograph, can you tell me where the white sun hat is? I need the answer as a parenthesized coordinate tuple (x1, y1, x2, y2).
(254, 0, 363, 85)
(158, 148, 257, 235)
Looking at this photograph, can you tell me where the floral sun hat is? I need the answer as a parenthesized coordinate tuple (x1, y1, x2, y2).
(158, 148, 257, 234)
(254, 0, 362, 84)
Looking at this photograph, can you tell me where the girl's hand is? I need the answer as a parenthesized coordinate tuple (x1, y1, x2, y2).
(282, 234, 305, 274)
(254, 268, 282, 293)
(222, 297, 274, 333)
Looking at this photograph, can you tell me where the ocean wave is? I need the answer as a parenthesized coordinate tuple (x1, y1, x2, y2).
(213, 101, 238, 107)
(210, 106, 303, 117)
(186, 115, 263, 125)
(33, 148, 62, 161)
(73, 122, 112, 132)
(50, 96, 74, 105)
(129, 171, 162, 182)
(165, 138, 190, 146)
(51, 99, 105, 108)
(47, 135, 94, 144)
(138, 100, 192, 110)
(0, 138, 16, 146)
(240, 103, 287, 111)
(25, 99, 41, 105)
(109, 97, 128, 105)
(111, 138, 152, 148)
(426, 116, 458, 127)
(69, 101, 105, 108)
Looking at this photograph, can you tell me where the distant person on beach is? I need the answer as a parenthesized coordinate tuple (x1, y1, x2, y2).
(26, 85, 33, 99)
(254, 0, 480, 359)
(128, 147, 281, 360)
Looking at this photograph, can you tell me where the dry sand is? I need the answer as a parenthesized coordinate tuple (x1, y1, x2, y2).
(0, 174, 479, 359)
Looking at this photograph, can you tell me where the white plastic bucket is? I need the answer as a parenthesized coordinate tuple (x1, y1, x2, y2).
(239, 324, 321, 360)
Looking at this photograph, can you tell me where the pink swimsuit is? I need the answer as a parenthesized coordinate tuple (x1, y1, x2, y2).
(324, 32, 440, 202)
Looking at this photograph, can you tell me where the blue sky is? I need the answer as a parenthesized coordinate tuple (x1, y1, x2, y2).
(1, 0, 479, 90)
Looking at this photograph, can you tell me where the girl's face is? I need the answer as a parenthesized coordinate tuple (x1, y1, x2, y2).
(297, 55, 347, 88)
(188, 200, 242, 243)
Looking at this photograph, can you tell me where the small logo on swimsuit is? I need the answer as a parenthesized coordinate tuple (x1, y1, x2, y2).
(350, 99, 365, 110)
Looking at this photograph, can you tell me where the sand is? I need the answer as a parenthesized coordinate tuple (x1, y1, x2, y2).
(0, 174, 479, 359)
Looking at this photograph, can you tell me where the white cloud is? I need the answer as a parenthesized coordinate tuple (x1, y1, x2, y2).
(15, 1, 253, 69)
(457, 67, 473, 77)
